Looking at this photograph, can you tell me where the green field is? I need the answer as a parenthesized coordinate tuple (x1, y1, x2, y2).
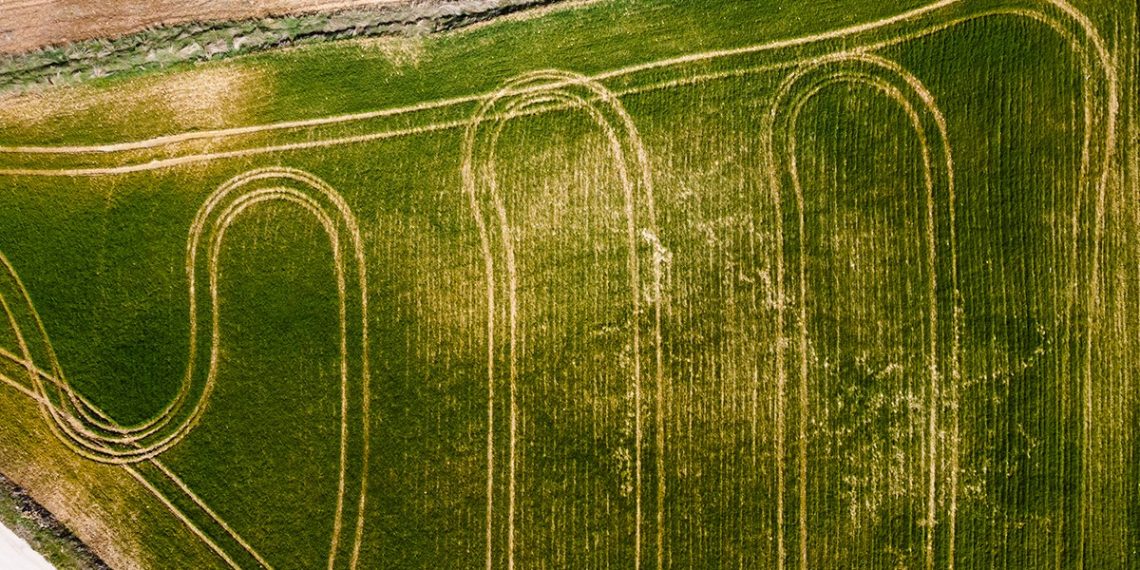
(0, 0, 1137, 568)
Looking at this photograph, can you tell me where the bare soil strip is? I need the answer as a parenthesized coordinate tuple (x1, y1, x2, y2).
(0, 0, 554, 55)
(0, 1, 569, 95)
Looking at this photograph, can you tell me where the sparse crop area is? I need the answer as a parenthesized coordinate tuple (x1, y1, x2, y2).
(0, 0, 1137, 568)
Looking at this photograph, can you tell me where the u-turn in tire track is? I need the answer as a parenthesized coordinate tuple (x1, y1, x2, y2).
(0, 167, 372, 569)
(762, 52, 959, 570)
(462, 69, 665, 570)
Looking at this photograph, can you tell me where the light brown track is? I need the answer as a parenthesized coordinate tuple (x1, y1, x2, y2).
(462, 69, 663, 570)
(763, 52, 958, 570)
(0, 167, 372, 569)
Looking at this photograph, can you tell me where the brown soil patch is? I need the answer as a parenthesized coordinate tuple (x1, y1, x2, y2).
(0, 0, 412, 55)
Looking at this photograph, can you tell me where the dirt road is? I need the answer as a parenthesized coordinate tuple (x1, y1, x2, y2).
(0, 0, 444, 54)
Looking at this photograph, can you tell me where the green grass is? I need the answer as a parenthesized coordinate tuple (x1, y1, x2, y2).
(0, 0, 1137, 568)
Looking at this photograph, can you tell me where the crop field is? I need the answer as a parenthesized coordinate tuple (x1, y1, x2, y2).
(0, 0, 1137, 568)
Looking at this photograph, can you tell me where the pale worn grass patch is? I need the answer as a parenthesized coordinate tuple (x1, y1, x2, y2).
(354, 36, 427, 70)
(0, 65, 263, 135)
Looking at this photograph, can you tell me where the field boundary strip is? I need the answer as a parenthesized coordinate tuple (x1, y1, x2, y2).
(0, 0, 570, 92)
